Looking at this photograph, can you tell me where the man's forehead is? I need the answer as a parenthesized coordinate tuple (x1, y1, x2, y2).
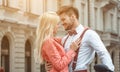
(60, 13, 64, 16)
(60, 15, 66, 21)
(60, 14, 65, 19)
(60, 13, 68, 18)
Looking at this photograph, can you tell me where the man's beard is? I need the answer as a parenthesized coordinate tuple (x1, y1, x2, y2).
(65, 23, 73, 31)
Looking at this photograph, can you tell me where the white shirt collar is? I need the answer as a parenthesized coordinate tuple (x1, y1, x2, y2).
(75, 24, 84, 34)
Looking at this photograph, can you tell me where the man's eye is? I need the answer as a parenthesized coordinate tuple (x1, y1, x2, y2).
(61, 18, 65, 21)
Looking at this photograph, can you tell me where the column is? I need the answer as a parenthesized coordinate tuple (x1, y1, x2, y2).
(14, 32, 25, 72)
(113, 7, 117, 34)
(30, 0, 43, 15)
(0, 31, 3, 67)
(118, 17, 120, 36)
(89, 0, 95, 29)
(47, 0, 57, 12)
(8, 0, 19, 9)
(96, 8, 103, 31)
(74, 0, 82, 23)
(114, 46, 119, 72)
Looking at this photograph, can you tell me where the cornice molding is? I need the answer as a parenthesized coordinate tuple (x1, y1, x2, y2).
(0, 5, 19, 13)
(24, 12, 39, 19)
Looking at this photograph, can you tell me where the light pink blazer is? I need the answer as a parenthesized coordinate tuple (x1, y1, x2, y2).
(42, 37, 75, 72)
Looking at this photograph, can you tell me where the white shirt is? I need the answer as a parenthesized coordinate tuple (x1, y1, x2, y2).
(62, 24, 114, 72)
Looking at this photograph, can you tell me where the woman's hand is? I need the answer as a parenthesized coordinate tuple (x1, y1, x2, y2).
(70, 38, 81, 51)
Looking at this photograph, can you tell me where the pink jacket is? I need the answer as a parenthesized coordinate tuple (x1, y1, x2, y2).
(42, 37, 76, 72)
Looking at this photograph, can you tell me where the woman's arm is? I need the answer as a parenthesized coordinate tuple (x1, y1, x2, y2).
(54, 37, 62, 45)
(42, 38, 75, 71)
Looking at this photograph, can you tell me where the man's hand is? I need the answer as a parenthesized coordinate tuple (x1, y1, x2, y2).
(45, 61, 52, 72)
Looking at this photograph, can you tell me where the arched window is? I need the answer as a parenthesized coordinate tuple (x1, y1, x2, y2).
(1, 36, 10, 72)
(25, 39, 31, 72)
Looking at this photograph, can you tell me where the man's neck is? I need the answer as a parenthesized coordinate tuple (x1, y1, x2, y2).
(71, 20, 79, 30)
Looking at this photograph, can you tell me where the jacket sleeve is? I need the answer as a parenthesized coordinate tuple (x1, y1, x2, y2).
(54, 37, 62, 45)
(42, 38, 75, 71)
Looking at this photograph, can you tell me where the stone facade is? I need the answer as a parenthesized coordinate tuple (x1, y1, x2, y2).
(0, 0, 120, 72)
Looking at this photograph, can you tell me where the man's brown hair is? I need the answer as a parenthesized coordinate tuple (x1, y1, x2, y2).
(57, 6, 79, 19)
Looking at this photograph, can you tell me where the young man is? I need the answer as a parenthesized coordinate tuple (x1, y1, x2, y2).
(57, 6, 114, 72)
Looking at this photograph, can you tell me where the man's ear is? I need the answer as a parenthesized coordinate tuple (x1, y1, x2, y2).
(70, 15, 75, 22)
(71, 15, 76, 19)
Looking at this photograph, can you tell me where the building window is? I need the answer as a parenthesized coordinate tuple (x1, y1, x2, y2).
(103, 11, 106, 31)
(1, 36, 10, 72)
(95, 7, 97, 29)
(25, 39, 31, 72)
(110, 14, 113, 32)
(117, 17, 120, 35)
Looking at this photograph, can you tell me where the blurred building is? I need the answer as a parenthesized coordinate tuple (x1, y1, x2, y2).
(0, 0, 120, 72)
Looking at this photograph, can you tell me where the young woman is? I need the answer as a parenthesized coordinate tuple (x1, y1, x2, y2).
(34, 12, 80, 72)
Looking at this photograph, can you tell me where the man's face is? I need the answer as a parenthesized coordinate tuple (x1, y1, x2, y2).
(59, 13, 73, 31)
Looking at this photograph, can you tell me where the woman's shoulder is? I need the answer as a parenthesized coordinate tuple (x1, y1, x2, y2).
(42, 38, 54, 50)
(44, 38, 54, 44)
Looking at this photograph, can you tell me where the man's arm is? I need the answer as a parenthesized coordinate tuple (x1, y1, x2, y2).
(87, 30, 114, 71)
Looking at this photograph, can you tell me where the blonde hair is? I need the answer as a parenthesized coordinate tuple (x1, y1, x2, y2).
(34, 12, 60, 64)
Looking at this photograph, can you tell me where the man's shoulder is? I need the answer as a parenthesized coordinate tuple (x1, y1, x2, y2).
(86, 28, 97, 34)
(82, 28, 99, 37)
(84, 28, 100, 39)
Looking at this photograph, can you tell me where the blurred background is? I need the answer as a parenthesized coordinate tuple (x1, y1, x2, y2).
(0, 0, 120, 72)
